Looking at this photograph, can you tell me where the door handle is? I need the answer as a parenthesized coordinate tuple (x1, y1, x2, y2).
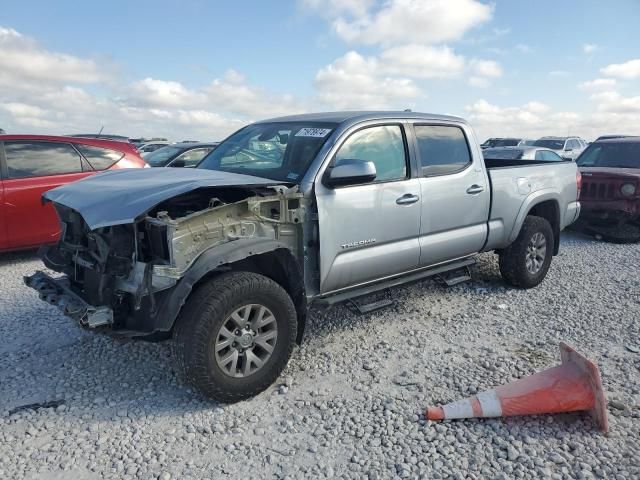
(396, 193, 419, 205)
(466, 184, 485, 195)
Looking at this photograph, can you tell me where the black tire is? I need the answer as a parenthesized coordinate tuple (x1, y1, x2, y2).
(172, 271, 297, 403)
(499, 215, 555, 289)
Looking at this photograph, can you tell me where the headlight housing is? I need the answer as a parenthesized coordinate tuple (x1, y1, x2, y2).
(621, 183, 636, 196)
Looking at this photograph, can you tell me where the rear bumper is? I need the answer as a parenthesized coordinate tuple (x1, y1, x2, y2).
(24, 271, 113, 328)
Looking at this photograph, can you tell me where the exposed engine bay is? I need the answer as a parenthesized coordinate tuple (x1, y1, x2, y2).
(34, 185, 307, 334)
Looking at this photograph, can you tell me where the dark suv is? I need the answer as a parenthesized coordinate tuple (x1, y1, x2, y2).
(575, 137, 640, 242)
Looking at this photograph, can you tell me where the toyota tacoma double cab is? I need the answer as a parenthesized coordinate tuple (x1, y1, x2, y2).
(25, 112, 581, 402)
(574, 137, 640, 242)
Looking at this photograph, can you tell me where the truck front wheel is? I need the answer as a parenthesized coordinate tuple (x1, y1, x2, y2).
(172, 271, 297, 402)
(499, 215, 555, 288)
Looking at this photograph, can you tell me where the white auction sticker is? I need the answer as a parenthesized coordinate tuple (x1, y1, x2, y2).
(295, 127, 332, 138)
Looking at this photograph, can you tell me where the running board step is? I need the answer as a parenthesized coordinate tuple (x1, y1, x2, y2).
(437, 266, 472, 286)
(317, 257, 477, 306)
(349, 297, 394, 315)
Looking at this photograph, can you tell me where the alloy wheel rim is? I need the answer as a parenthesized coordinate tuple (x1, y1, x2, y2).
(214, 304, 278, 378)
(525, 232, 547, 275)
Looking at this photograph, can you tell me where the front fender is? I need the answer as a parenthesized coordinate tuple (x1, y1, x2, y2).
(151, 238, 293, 333)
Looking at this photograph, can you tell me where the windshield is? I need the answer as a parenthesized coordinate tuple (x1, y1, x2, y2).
(144, 146, 184, 166)
(198, 122, 337, 182)
(576, 142, 640, 169)
(533, 139, 564, 149)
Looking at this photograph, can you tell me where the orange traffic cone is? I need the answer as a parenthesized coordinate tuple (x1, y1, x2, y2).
(426, 343, 608, 432)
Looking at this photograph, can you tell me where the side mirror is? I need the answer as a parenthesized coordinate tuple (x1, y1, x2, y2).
(325, 159, 376, 187)
(171, 159, 186, 168)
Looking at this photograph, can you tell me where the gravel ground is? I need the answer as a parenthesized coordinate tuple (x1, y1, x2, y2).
(1, 231, 639, 480)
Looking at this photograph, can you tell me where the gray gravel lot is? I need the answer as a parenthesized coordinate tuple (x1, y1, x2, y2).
(1, 231, 639, 479)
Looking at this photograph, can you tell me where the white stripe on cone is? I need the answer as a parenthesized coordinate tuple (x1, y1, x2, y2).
(442, 398, 474, 419)
(476, 389, 503, 417)
(441, 389, 502, 419)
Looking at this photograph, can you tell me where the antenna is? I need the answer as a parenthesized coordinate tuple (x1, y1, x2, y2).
(97, 125, 104, 138)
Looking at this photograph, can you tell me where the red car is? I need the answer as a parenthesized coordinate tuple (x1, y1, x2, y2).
(0, 135, 147, 252)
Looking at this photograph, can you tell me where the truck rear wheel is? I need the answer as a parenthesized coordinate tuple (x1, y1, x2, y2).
(499, 215, 554, 289)
(172, 271, 297, 402)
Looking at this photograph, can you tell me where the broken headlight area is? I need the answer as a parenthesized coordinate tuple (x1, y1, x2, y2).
(36, 185, 306, 335)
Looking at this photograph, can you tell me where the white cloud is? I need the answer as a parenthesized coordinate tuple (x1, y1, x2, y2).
(468, 77, 490, 88)
(205, 71, 304, 118)
(466, 95, 640, 141)
(591, 90, 640, 114)
(582, 43, 598, 54)
(515, 44, 532, 54)
(600, 58, 640, 79)
(468, 59, 502, 87)
(314, 51, 423, 109)
(331, 0, 493, 46)
(579, 78, 617, 92)
(378, 44, 465, 79)
(469, 59, 502, 78)
(128, 78, 203, 108)
(0, 102, 58, 129)
(0, 26, 105, 91)
(0, 26, 305, 140)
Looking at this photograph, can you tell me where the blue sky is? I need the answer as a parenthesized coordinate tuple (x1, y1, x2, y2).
(1, 0, 639, 140)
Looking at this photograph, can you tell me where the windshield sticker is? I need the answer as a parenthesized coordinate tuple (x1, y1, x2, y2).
(286, 172, 300, 180)
(295, 127, 332, 138)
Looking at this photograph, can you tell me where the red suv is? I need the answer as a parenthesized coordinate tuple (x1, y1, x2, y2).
(0, 135, 147, 252)
(576, 137, 640, 242)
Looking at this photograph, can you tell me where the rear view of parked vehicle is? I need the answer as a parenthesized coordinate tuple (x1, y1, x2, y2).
(575, 137, 640, 242)
(0, 135, 147, 252)
(482, 146, 565, 163)
(143, 142, 218, 167)
(533, 136, 587, 161)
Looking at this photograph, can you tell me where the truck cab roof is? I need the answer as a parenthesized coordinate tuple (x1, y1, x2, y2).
(258, 111, 466, 127)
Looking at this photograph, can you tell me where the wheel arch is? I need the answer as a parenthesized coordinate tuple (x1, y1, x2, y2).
(509, 191, 561, 255)
(153, 238, 307, 342)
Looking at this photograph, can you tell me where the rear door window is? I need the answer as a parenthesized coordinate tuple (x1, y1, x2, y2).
(414, 125, 472, 176)
(4, 141, 83, 179)
(75, 145, 124, 170)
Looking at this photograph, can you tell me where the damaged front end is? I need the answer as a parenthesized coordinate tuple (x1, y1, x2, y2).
(25, 184, 307, 338)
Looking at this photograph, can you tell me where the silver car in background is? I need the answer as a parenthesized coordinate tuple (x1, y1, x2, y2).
(533, 136, 587, 161)
(482, 146, 566, 162)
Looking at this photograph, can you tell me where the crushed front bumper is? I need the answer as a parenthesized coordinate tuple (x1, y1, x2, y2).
(24, 271, 113, 328)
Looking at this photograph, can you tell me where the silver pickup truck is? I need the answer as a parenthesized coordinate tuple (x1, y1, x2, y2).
(25, 111, 581, 402)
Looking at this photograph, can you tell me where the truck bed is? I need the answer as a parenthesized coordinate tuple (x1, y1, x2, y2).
(482, 160, 580, 252)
